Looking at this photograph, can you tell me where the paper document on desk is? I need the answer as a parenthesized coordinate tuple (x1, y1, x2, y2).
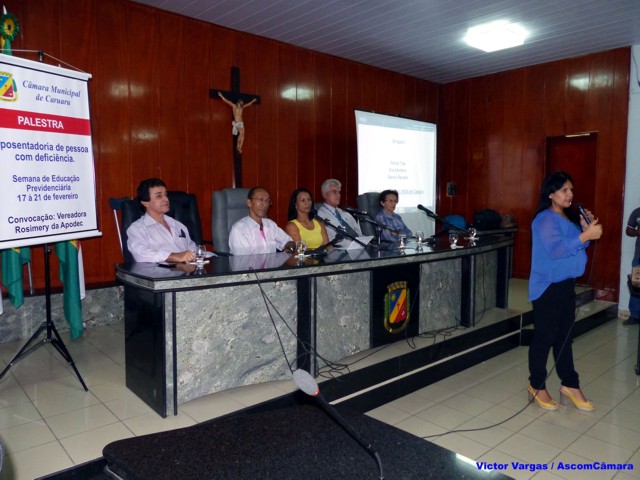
(347, 248, 370, 260)
(339, 235, 373, 250)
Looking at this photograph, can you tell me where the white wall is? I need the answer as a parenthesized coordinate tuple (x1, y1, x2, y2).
(618, 44, 640, 316)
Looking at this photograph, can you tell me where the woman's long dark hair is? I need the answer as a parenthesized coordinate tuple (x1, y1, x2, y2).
(287, 188, 315, 221)
(534, 171, 580, 223)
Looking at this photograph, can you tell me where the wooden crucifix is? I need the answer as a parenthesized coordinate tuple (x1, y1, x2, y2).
(210, 66, 261, 188)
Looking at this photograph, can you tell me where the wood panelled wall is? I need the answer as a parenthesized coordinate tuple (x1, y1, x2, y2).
(3, 1, 630, 302)
(438, 48, 630, 301)
(5, 0, 438, 291)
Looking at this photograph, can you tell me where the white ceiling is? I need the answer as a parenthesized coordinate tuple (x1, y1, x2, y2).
(132, 0, 640, 84)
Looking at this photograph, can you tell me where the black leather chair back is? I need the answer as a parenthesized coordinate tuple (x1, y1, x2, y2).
(356, 192, 382, 237)
(167, 192, 203, 245)
(120, 199, 144, 263)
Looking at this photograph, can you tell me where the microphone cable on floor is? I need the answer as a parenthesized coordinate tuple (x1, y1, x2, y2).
(421, 333, 571, 440)
(251, 269, 353, 378)
(249, 237, 596, 442)
(251, 269, 386, 478)
(421, 277, 590, 440)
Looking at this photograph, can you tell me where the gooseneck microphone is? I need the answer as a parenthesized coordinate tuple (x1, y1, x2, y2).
(417, 204, 436, 218)
(317, 215, 348, 236)
(292, 369, 384, 479)
(576, 203, 591, 225)
(319, 233, 344, 251)
(343, 206, 368, 216)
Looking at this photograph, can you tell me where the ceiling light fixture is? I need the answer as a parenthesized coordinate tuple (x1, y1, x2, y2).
(464, 20, 528, 53)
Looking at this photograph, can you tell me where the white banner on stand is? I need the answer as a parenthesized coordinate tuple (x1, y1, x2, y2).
(0, 54, 101, 249)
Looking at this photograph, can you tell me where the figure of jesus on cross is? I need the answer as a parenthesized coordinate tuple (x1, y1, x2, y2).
(218, 91, 257, 154)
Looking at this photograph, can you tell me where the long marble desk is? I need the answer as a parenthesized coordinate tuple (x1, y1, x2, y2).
(116, 234, 514, 417)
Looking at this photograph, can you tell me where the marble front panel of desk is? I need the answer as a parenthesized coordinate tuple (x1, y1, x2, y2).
(420, 259, 463, 331)
(174, 253, 498, 410)
(173, 280, 298, 408)
(173, 272, 374, 408)
(474, 250, 498, 317)
(316, 272, 371, 367)
(314, 251, 498, 369)
(119, 237, 510, 416)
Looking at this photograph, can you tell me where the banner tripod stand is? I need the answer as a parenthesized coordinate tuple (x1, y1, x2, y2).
(0, 244, 87, 391)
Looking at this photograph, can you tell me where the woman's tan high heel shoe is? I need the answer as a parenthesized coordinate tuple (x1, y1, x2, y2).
(527, 385, 559, 411)
(559, 386, 594, 411)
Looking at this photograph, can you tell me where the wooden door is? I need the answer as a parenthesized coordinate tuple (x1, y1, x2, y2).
(546, 132, 598, 285)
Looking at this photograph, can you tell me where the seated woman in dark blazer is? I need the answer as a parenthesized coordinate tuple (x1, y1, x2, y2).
(285, 188, 329, 250)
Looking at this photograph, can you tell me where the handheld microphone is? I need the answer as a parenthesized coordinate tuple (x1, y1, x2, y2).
(576, 203, 591, 225)
(292, 369, 384, 479)
(343, 206, 368, 216)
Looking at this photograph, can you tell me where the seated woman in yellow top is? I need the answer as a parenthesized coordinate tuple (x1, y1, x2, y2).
(285, 188, 329, 250)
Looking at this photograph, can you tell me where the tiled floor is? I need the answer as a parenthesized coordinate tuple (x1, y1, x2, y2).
(0, 281, 639, 479)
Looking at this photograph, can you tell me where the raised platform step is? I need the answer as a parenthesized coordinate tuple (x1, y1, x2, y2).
(322, 291, 617, 413)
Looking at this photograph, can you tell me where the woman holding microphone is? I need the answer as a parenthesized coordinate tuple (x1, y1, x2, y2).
(527, 171, 602, 411)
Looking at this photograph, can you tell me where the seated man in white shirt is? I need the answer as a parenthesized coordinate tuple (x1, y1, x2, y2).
(126, 178, 197, 263)
(316, 179, 362, 246)
(229, 186, 296, 255)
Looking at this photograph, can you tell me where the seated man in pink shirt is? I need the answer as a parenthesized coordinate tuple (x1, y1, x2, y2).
(229, 186, 295, 255)
(126, 178, 197, 263)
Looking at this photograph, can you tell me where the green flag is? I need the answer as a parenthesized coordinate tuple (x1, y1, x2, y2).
(1, 247, 30, 308)
(1, 10, 27, 310)
(55, 241, 83, 340)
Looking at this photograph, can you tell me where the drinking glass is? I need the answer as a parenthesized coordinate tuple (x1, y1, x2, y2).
(295, 241, 307, 258)
(399, 234, 407, 249)
(195, 244, 206, 264)
(449, 232, 459, 247)
(467, 227, 477, 239)
(415, 231, 424, 246)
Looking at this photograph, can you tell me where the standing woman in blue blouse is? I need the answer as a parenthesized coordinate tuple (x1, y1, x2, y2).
(528, 172, 602, 411)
